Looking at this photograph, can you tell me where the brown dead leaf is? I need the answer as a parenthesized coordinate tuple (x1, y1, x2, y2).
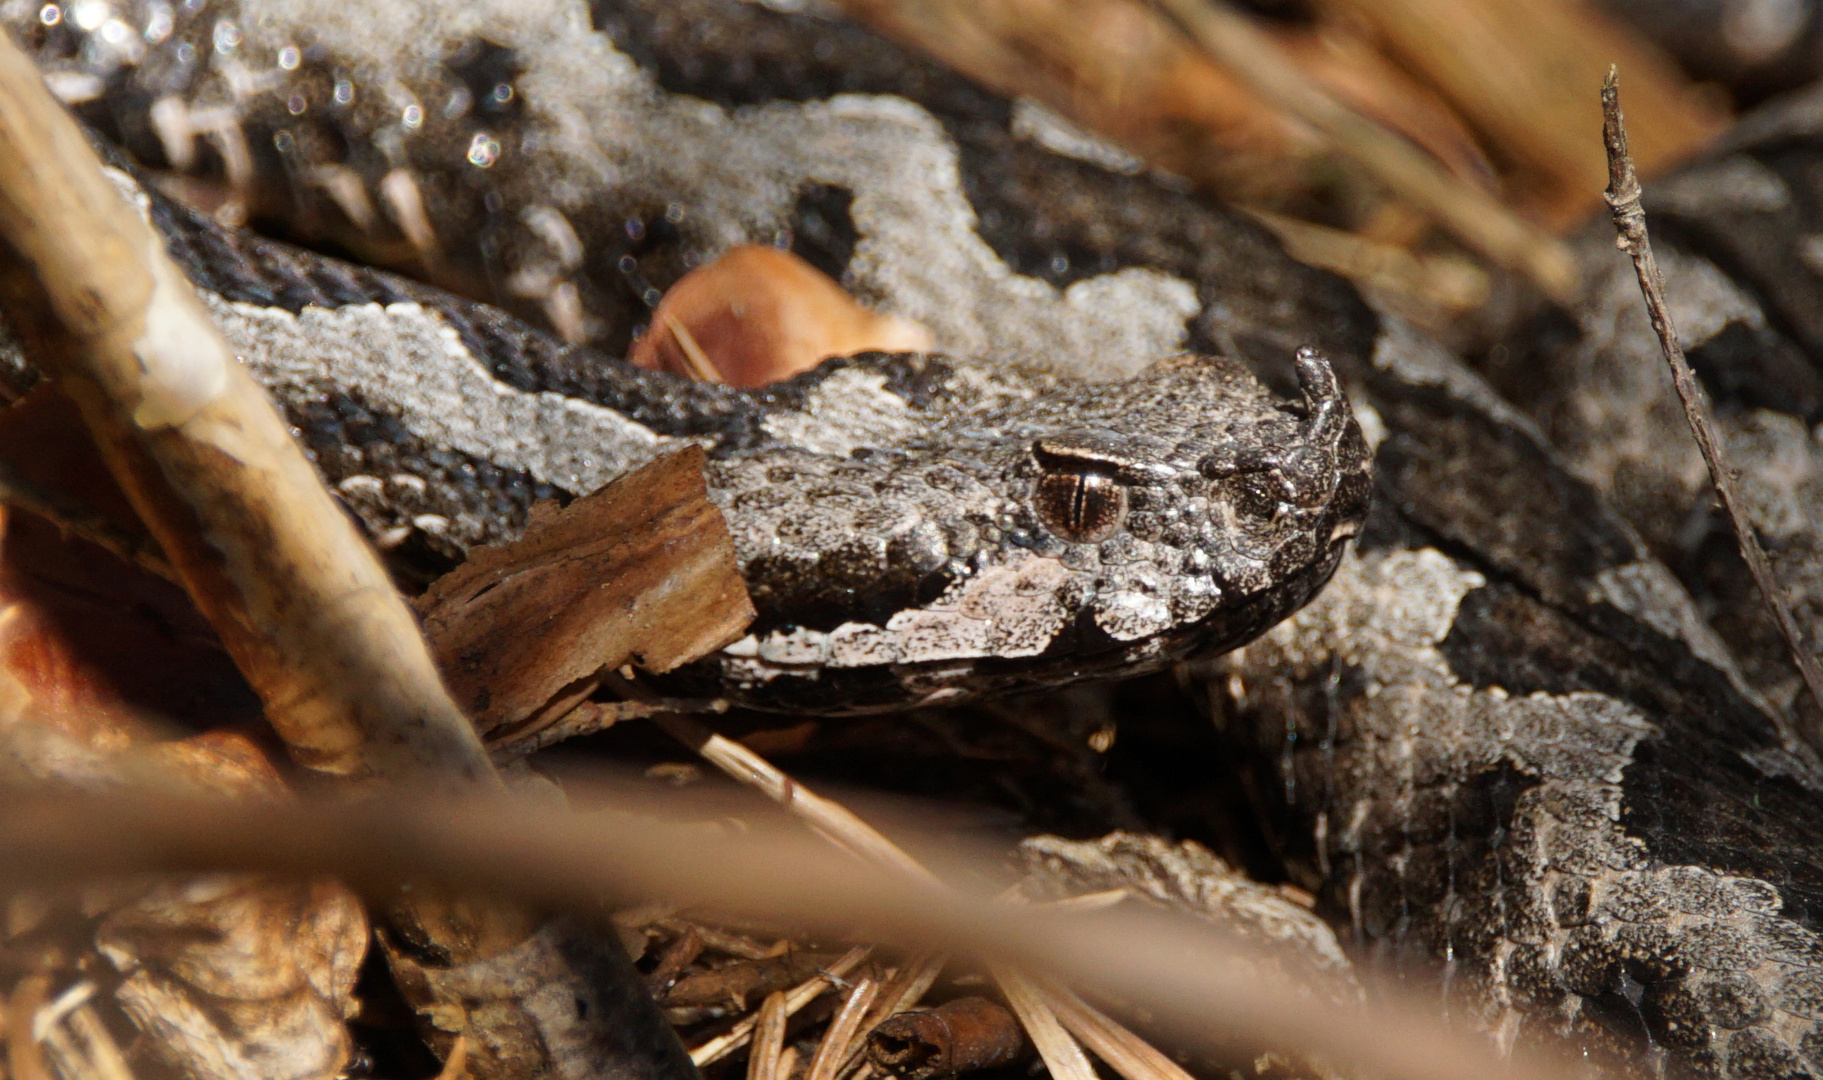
(629, 246, 932, 387)
(97, 875, 368, 1080)
(417, 445, 754, 739)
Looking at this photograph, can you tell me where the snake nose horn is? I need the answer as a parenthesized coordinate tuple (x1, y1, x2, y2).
(1293, 346, 1340, 406)
(1292, 346, 1347, 438)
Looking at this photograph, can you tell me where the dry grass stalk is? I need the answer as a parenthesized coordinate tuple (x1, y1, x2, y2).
(807, 977, 881, 1080)
(0, 783, 1588, 1080)
(1039, 983, 1195, 1080)
(692, 947, 875, 1066)
(432, 1034, 470, 1080)
(654, 714, 940, 885)
(991, 967, 1098, 1080)
(1601, 68, 1823, 746)
(835, 953, 949, 1080)
(655, 715, 1158, 1080)
(1242, 206, 1489, 317)
(1149, 0, 1577, 300)
(749, 991, 791, 1080)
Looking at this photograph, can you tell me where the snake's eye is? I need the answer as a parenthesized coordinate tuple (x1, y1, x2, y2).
(1033, 466, 1128, 543)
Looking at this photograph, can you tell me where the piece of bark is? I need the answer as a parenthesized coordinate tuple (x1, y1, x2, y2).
(867, 997, 1030, 1080)
(417, 445, 754, 740)
(629, 246, 932, 387)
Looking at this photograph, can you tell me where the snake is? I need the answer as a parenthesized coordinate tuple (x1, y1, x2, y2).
(9, 0, 1823, 1077)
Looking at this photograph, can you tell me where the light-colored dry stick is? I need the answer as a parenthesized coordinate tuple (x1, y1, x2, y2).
(1028, 890, 1131, 914)
(1601, 68, 1823, 746)
(64, 1004, 135, 1080)
(853, 953, 946, 1040)
(6, 974, 52, 1080)
(993, 966, 1098, 1080)
(0, 24, 491, 787)
(805, 977, 880, 1080)
(831, 953, 948, 1080)
(653, 714, 940, 885)
(490, 698, 726, 763)
(1151, 0, 1577, 301)
(776, 1045, 801, 1080)
(692, 946, 874, 1066)
(0, 37, 704, 1080)
(749, 991, 791, 1080)
(432, 1034, 471, 1080)
(1241, 206, 1490, 314)
(654, 715, 1111, 1080)
(0, 785, 1592, 1080)
(1041, 984, 1195, 1080)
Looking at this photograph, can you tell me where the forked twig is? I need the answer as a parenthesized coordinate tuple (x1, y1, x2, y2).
(1601, 67, 1823, 747)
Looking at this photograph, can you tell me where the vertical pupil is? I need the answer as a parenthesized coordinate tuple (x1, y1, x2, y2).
(1034, 466, 1127, 543)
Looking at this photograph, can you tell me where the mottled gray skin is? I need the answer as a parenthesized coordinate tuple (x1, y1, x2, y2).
(700, 348, 1370, 713)
(19, 1, 1823, 1076)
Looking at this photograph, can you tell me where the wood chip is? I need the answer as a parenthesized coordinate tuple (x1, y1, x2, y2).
(418, 446, 754, 738)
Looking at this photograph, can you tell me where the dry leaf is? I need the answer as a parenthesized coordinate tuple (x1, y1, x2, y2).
(629, 246, 932, 387)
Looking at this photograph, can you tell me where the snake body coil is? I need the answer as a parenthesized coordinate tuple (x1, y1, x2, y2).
(13, 0, 1823, 1076)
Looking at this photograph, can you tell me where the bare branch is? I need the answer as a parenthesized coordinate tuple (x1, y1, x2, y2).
(1601, 67, 1823, 748)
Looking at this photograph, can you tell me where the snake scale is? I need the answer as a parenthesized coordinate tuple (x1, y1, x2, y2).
(6, 0, 1823, 1076)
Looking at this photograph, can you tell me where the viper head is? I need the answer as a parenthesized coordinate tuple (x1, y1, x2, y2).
(697, 347, 1373, 713)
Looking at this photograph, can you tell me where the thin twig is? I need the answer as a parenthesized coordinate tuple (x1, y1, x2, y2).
(691, 946, 874, 1066)
(805, 977, 880, 1080)
(834, 953, 948, 1080)
(1040, 983, 1196, 1080)
(652, 714, 940, 885)
(662, 313, 725, 384)
(1601, 68, 1823, 747)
